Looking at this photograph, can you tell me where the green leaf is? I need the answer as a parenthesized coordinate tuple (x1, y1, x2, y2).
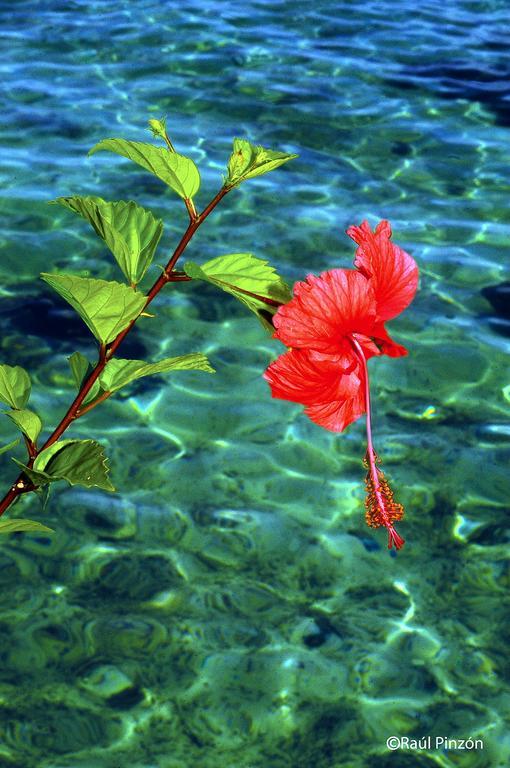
(68, 351, 102, 406)
(34, 483, 51, 511)
(0, 438, 20, 456)
(225, 138, 298, 187)
(184, 253, 292, 332)
(89, 139, 200, 200)
(0, 518, 55, 534)
(99, 353, 215, 394)
(36, 439, 115, 492)
(4, 409, 42, 443)
(11, 458, 52, 487)
(40, 274, 146, 345)
(68, 351, 90, 389)
(0, 364, 31, 409)
(14, 439, 115, 492)
(54, 196, 163, 285)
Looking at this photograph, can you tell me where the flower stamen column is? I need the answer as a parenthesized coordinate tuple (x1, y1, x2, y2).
(350, 337, 405, 550)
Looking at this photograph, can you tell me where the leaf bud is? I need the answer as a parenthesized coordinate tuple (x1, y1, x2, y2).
(148, 117, 167, 140)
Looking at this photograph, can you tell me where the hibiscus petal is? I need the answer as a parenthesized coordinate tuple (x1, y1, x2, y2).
(263, 348, 361, 407)
(273, 269, 376, 353)
(371, 322, 409, 357)
(346, 219, 418, 322)
(351, 333, 381, 360)
(304, 391, 366, 432)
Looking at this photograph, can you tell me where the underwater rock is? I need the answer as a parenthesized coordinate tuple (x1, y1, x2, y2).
(55, 489, 138, 540)
(177, 645, 348, 751)
(84, 616, 168, 659)
(75, 551, 184, 603)
(79, 664, 144, 709)
(481, 281, 510, 319)
(135, 499, 191, 545)
(481, 281, 510, 337)
(296, 616, 345, 649)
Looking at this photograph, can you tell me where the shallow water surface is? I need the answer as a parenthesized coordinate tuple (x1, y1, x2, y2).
(0, 1, 509, 767)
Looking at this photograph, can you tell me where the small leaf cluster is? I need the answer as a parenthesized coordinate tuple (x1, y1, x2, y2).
(0, 364, 111, 534)
(225, 138, 298, 187)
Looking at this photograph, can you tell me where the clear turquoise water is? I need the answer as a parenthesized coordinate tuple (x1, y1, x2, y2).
(0, 1, 509, 767)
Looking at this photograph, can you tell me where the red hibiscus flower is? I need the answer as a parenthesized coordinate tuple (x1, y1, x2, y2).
(264, 220, 418, 550)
